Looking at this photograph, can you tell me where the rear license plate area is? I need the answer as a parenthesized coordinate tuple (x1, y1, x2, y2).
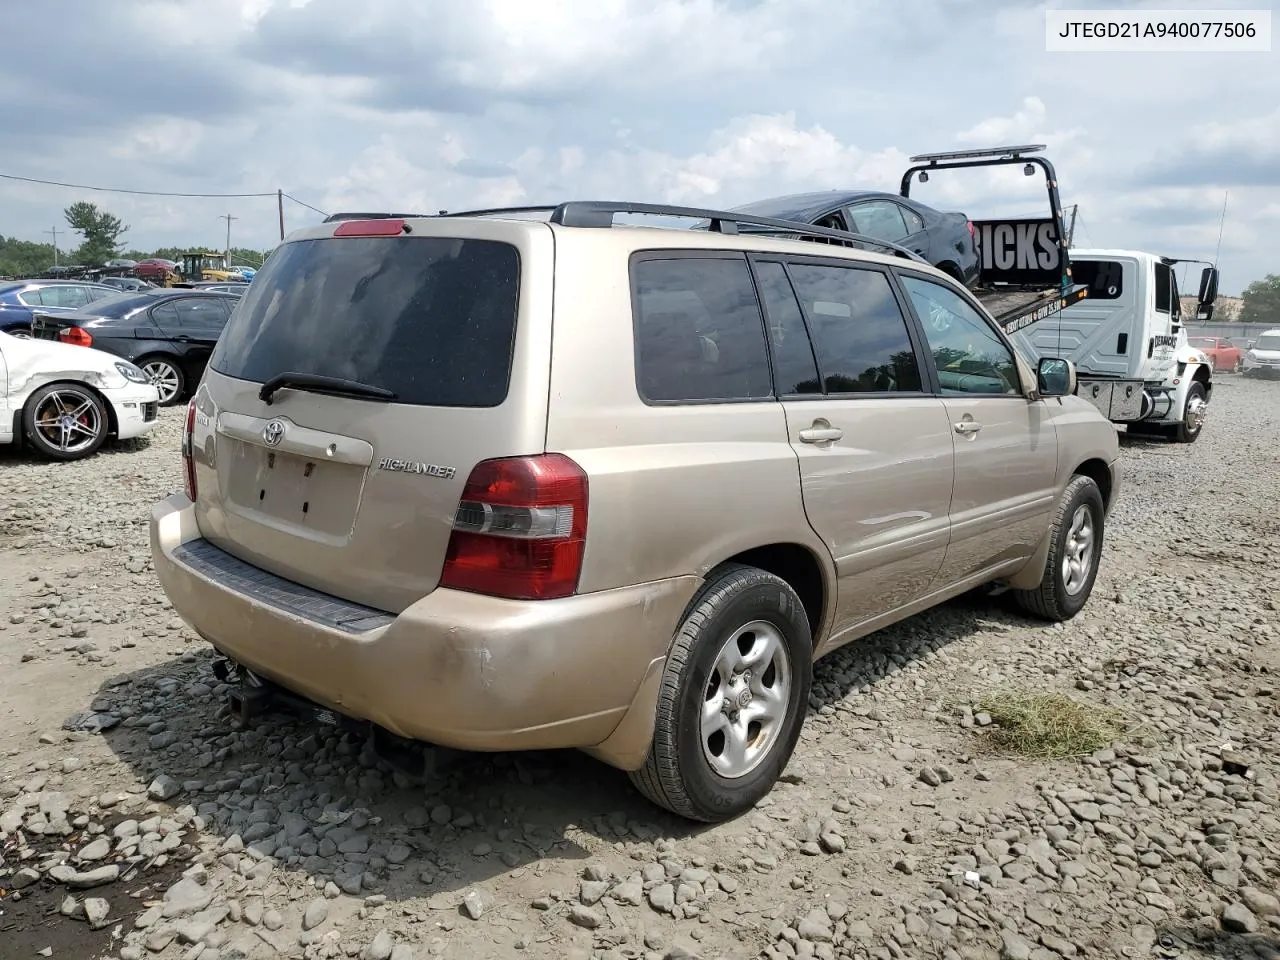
(224, 443, 364, 538)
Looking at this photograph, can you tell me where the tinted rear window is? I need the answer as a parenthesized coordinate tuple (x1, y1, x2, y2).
(210, 237, 520, 407)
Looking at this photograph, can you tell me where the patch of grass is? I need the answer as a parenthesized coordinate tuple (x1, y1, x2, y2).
(975, 691, 1126, 759)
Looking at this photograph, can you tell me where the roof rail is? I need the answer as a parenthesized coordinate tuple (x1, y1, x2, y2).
(441, 201, 927, 263)
(322, 212, 428, 223)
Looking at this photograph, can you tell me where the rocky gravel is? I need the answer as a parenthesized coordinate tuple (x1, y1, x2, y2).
(2, 377, 1279, 960)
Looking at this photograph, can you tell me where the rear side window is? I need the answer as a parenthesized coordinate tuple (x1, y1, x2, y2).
(210, 237, 520, 408)
(785, 264, 923, 394)
(1070, 260, 1124, 300)
(632, 255, 772, 402)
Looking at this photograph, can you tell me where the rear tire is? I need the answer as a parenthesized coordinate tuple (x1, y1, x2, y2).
(1013, 475, 1104, 622)
(138, 355, 186, 406)
(628, 564, 812, 823)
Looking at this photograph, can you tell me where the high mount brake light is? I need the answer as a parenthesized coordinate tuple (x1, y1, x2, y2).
(58, 326, 93, 347)
(181, 399, 198, 502)
(439, 454, 588, 601)
(332, 219, 406, 237)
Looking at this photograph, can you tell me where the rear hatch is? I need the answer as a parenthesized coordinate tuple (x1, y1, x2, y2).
(191, 217, 555, 614)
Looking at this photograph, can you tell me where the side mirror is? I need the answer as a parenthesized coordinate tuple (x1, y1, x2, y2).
(1198, 266, 1219, 305)
(1037, 357, 1076, 397)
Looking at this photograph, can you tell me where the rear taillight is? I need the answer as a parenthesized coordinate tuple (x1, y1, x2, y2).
(181, 399, 198, 502)
(439, 454, 588, 601)
(966, 220, 976, 240)
(59, 326, 93, 347)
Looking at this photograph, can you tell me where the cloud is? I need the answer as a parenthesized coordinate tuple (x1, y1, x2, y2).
(0, 0, 1275, 295)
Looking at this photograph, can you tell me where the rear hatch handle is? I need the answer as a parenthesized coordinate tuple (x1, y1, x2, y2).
(259, 371, 397, 405)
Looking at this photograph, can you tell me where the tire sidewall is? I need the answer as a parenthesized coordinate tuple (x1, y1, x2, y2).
(1051, 480, 1105, 618)
(672, 578, 812, 820)
(23, 384, 108, 461)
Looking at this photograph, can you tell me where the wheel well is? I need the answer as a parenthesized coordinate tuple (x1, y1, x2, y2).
(1192, 365, 1211, 390)
(22, 380, 118, 438)
(937, 261, 962, 282)
(1072, 458, 1113, 511)
(721, 543, 826, 641)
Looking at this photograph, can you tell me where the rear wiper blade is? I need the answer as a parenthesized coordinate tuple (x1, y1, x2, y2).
(259, 372, 396, 405)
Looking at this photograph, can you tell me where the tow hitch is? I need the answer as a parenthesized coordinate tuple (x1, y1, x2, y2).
(210, 655, 458, 780)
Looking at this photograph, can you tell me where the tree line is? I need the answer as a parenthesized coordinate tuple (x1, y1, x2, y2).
(0, 201, 272, 277)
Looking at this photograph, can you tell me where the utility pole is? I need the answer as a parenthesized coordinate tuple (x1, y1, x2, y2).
(220, 214, 239, 264)
(45, 227, 60, 266)
(1066, 204, 1078, 248)
(277, 189, 285, 242)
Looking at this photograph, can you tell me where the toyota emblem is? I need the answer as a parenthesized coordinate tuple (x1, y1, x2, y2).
(262, 419, 286, 446)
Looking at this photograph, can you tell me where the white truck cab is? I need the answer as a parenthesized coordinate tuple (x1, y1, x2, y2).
(1009, 249, 1215, 442)
(897, 145, 1220, 445)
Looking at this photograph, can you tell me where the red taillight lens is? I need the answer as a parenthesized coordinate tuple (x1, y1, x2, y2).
(439, 454, 588, 600)
(181, 399, 198, 502)
(967, 220, 976, 239)
(59, 326, 93, 347)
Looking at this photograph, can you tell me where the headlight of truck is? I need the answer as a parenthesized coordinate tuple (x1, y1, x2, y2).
(115, 361, 152, 384)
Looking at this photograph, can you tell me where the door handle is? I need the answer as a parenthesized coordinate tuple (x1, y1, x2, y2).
(799, 419, 843, 444)
(953, 420, 982, 435)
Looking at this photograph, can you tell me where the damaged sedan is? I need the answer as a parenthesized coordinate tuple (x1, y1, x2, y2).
(0, 330, 160, 460)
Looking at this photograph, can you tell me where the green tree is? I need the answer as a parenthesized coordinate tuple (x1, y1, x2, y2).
(0, 236, 57, 278)
(1238, 274, 1280, 326)
(64, 201, 128, 266)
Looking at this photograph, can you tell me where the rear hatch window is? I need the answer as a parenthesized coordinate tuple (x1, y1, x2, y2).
(194, 232, 534, 614)
(210, 236, 520, 406)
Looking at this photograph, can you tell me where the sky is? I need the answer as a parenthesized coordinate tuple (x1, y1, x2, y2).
(0, 0, 1275, 294)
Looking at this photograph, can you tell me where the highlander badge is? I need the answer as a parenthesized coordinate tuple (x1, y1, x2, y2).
(377, 458, 456, 479)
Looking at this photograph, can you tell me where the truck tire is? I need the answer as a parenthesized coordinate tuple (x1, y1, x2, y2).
(1013, 474, 1105, 622)
(628, 564, 812, 823)
(1170, 381, 1207, 443)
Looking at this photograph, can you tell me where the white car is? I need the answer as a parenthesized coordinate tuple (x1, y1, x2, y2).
(0, 331, 161, 460)
(1243, 328, 1280, 379)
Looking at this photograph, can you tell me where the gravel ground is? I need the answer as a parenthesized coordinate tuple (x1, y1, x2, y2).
(2, 377, 1278, 960)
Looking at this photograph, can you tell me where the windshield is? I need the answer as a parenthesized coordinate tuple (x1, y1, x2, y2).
(1254, 334, 1280, 351)
(209, 235, 521, 408)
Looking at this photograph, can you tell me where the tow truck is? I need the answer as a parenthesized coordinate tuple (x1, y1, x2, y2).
(901, 144, 1219, 443)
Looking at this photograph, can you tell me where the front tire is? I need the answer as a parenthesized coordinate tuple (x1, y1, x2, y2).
(1013, 474, 1105, 622)
(629, 564, 813, 823)
(1170, 381, 1207, 443)
(23, 383, 109, 461)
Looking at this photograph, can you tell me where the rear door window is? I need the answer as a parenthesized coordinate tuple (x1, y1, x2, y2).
(210, 237, 520, 408)
(631, 254, 773, 402)
(784, 263, 924, 394)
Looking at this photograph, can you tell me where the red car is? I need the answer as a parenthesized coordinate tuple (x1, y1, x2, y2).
(1188, 336, 1244, 373)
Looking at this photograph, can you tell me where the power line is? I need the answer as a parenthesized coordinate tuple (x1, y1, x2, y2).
(283, 193, 329, 217)
(0, 171, 276, 199)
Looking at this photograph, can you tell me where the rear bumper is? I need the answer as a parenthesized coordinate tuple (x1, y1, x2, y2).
(150, 494, 697, 769)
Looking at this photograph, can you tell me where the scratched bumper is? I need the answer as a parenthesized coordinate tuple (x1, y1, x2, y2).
(150, 493, 697, 754)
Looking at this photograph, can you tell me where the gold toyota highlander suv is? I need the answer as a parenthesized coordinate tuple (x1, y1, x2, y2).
(150, 201, 1120, 823)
